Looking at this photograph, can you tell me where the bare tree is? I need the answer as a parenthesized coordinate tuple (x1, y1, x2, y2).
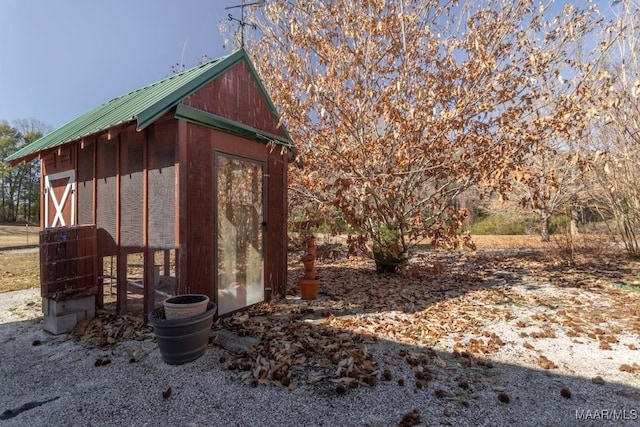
(588, 0, 640, 257)
(508, 141, 587, 241)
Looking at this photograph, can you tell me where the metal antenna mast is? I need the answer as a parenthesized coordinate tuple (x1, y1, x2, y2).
(225, 0, 262, 48)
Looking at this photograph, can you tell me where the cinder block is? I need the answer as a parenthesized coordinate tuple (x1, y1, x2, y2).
(42, 296, 95, 316)
(75, 308, 96, 321)
(43, 313, 78, 335)
(42, 295, 96, 334)
(86, 306, 96, 319)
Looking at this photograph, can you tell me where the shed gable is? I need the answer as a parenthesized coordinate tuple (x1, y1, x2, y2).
(183, 60, 285, 138)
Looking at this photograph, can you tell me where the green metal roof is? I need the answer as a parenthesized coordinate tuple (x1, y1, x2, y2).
(6, 49, 292, 164)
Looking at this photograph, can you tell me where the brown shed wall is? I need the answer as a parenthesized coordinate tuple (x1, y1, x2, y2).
(180, 122, 288, 301)
(184, 61, 285, 138)
(266, 149, 288, 299)
(181, 123, 213, 295)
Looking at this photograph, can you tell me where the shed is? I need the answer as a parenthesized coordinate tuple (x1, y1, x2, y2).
(6, 49, 293, 333)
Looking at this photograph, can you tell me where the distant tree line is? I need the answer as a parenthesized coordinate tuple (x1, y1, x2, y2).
(0, 119, 48, 224)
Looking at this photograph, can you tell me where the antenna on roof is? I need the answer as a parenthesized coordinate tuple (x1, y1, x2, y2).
(225, 0, 263, 48)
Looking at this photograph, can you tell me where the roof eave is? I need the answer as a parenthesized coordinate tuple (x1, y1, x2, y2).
(175, 103, 294, 150)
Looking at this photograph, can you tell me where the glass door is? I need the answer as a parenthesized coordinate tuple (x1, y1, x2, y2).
(215, 153, 264, 315)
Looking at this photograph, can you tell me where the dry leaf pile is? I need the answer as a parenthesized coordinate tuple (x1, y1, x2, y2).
(71, 311, 153, 347)
(218, 306, 380, 390)
(217, 247, 640, 391)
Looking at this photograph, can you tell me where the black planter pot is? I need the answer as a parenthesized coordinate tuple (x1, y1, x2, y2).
(148, 302, 217, 365)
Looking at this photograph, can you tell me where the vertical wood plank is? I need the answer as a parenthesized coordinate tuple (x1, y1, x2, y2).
(115, 135, 127, 314)
(185, 123, 213, 296)
(93, 137, 102, 308)
(163, 250, 171, 277)
(176, 120, 188, 293)
(143, 127, 154, 316)
(39, 155, 44, 229)
(74, 142, 79, 225)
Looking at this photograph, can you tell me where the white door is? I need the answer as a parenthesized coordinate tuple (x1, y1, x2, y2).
(44, 170, 76, 228)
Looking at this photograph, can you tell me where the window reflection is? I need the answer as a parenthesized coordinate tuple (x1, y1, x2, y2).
(216, 154, 264, 315)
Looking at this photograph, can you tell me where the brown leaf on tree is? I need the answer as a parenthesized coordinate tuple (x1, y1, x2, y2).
(249, 0, 613, 270)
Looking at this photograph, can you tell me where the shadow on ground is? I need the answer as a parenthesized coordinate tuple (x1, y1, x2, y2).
(1, 249, 639, 426)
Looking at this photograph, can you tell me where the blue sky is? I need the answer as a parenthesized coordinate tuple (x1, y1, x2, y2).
(0, 1, 619, 132)
(0, 0, 243, 129)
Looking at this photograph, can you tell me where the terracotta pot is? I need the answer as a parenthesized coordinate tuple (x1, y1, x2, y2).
(306, 236, 317, 256)
(303, 269, 318, 279)
(302, 259, 315, 272)
(299, 278, 320, 300)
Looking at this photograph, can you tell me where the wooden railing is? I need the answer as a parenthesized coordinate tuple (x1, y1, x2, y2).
(40, 225, 98, 300)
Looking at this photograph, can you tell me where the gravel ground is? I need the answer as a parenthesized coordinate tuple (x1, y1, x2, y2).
(1, 287, 639, 427)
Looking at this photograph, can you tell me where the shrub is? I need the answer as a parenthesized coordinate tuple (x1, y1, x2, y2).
(549, 214, 570, 234)
(372, 224, 406, 273)
(471, 215, 537, 235)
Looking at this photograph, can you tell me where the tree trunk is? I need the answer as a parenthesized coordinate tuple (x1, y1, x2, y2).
(541, 213, 551, 242)
(570, 204, 579, 236)
(1, 175, 5, 221)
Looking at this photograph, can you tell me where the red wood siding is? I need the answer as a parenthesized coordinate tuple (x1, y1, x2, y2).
(180, 122, 288, 303)
(41, 145, 75, 177)
(41, 145, 76, 228)
(266, 149, 288, 298)
(181, 123, 214, 295)
(184, 61, 285, 138)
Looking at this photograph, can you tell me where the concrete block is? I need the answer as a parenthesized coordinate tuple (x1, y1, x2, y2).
(86, 306, 96, 319)
(76, 308, 96, 321)
(42, 295, 96, 334)
(43, 313, 78, 335)
(42, 296, 95, 317)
